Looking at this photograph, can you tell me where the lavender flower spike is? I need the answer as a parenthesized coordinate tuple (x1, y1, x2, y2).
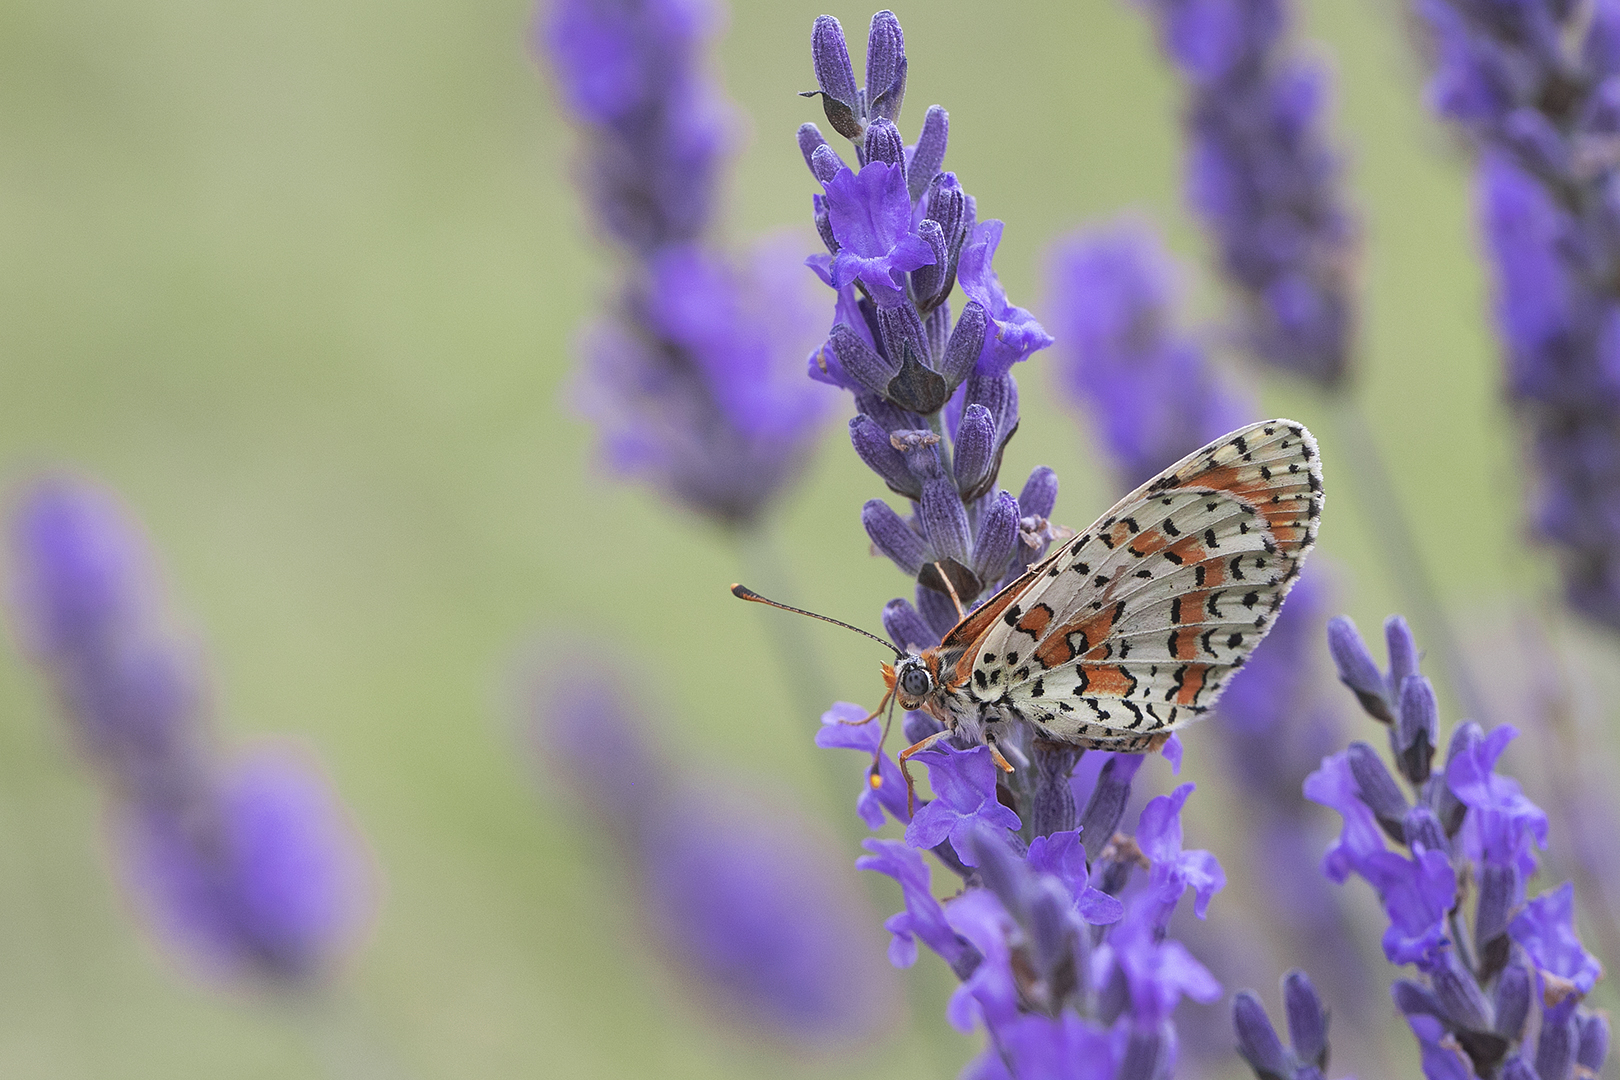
(1310, 611, 1609, 1079)
(1404, 0, 1620, 629)
(541, 0, 835, 528)
(1233, 970, 1333, 1080)
(800, 8, 1053, 619)
(1137, 0, 1358, 385)
(8, 475, 373, 986)
(532, 655, 890, 1044)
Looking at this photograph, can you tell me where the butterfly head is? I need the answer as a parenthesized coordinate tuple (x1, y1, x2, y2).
(889, 652, 939, 711)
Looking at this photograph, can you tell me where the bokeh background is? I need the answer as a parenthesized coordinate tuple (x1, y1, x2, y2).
(0, 0, 1604, 1076)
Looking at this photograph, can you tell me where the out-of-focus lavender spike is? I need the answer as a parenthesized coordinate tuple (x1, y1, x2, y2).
(1047, 220, 1253, 491)
(532, 655, 891, 1044)
(1283, 970, 1329, 1070)
(8, 475, 372, 989)
(1136, 0, 1358, 385)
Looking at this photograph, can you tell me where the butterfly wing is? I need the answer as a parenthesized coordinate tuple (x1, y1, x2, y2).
(961, 419, 1322, 748)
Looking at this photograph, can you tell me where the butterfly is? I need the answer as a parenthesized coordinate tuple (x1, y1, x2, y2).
(735, 418, 1322, 801)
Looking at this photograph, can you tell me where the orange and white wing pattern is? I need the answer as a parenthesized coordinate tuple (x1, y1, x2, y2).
(964, 419, 1322, 748)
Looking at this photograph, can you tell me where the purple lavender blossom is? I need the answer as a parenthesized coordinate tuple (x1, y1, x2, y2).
(844, 716, 1225, 1077)
(542, 0, 835, 528)
(1046, 220, 1254, 490)
(531, 656, 889, 1044)
(7, 475, 373, 987)
(1136, 0, 1358, 385)
(1309, 613, 1609, 1079)
(1409, 0, 1620, 629)
(799, 10, 1055, 622)
(1232, 970, 1334, 1080)
(121, 748, 372, 983)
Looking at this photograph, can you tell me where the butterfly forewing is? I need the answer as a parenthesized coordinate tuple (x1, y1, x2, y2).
(959, 419, 1322, 748)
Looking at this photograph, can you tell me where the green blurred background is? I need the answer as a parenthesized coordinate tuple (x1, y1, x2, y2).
(0, 0, 1596, 1075)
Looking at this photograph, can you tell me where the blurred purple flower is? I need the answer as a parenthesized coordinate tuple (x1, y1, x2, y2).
(542, 0, 835, 528)
(531, 654, 889, 1044)
(1046, 220, 1254, 491)
(1413, 0, 1620, 630)
(123, 748, 372, 983)
(1510, 882, 1602, 1000)
(1137, 0, 1358, 385)
(7, 475, 373, 988)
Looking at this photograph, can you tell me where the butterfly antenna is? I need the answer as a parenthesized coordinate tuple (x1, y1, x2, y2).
(730, 584, 904, 659)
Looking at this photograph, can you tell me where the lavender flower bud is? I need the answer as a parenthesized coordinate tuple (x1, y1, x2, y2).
(1284, 969, 1329, 1070)
(941, 301, 988, 388)
(807, 15, 862, 140)
(1116, 1027, 1170, 1080)
(882, 597, 937, 653)
(970, 826, 1028, 921)
(1019, 466, 1058, 519)
(908, 105, 949, 203)
(829, 323, 899, 397)
(1538, 1006, 1579, 1080)
(864, 117, 906, 172)
(1436, 722, 1483, 836)
(1403, 803, 1449, 857)
(954, 405, 996, 500)
(1026, 876, 1078, 985)
(1432, 949, 1495, 1033)
(878, 305, 949, 414)
(962, 370, 1019, 450)
(849, 414, 920, 499)
(971, 491, 1020, 585)
(1385, 615, 1419, 698)
(810, 141, 845, 184)
(1327, 616, 1392, 723)
(1233, 990, 1292, 1080)
(925, 173, 967, 249)
(910, 218, 949, 305)
(863, 499, 929, 577)
(1030, 740, 1082, 838)
(1475, 863, 1519, 961)
(1395, 674, 1439, 783)
(813, 192, 837, 253)
(1500, 1057, 1538, 1080)
(1393, 978, 1444, 1021)
(1346, 742, 1409, 841)
(864, 10, 907, 123)
(1078, 755, 1142, 858)
(916, 581, 961, 639)
(797, 123, 829, 175)
(1493, 959, 1531, 1041)
(1578, 1012, 1610, 1072)
(918, 477, 972, 572)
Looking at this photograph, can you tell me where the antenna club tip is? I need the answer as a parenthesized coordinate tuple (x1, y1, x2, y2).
(730, 583, 752, 599)
(868, 773, 883, 790)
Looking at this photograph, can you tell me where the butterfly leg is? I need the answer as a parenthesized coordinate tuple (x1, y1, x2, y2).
(835, 687, 891, 725)
(984, 735, 1016, 775)
(897, 728, 953, 817)
(931, 561, 968, 621)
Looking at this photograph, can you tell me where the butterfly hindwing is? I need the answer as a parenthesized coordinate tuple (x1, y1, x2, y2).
(961, 419, 1321, 745)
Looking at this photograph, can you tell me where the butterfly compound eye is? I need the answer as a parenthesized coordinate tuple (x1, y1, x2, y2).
(899, 665, 932, 699)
